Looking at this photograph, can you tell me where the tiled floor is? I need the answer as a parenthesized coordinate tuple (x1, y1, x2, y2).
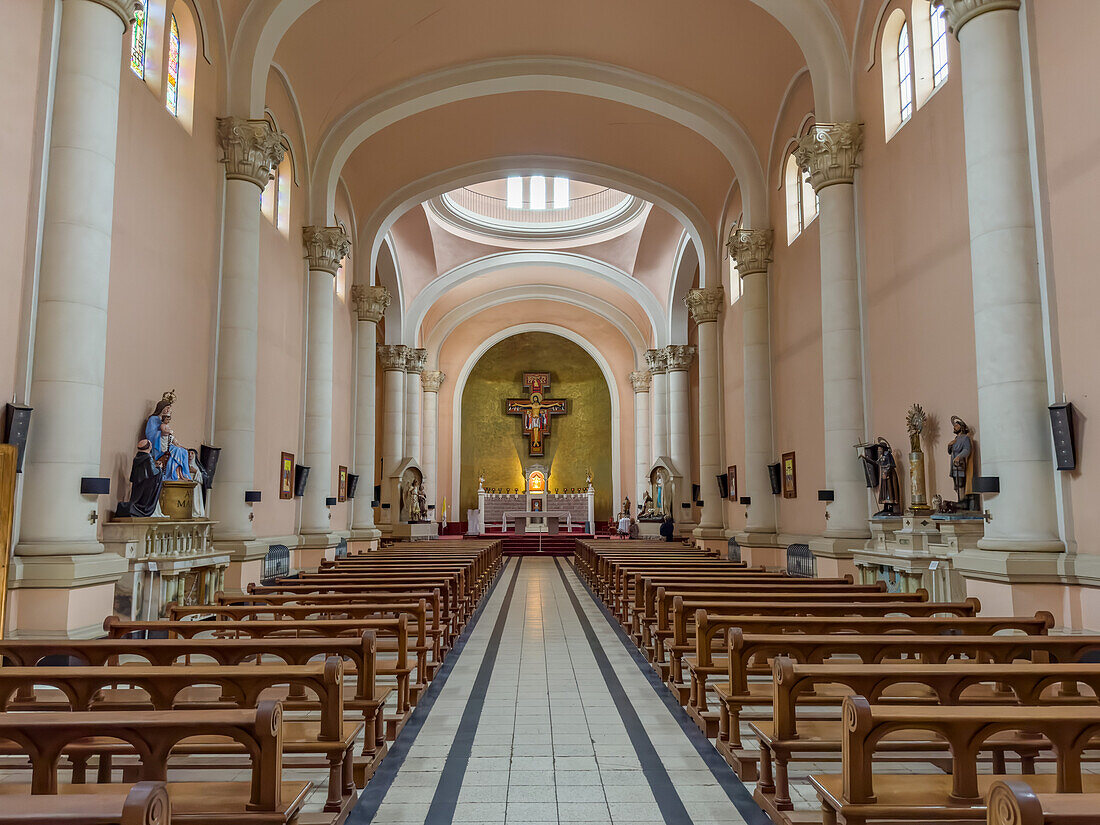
(351, 557, 767, 825)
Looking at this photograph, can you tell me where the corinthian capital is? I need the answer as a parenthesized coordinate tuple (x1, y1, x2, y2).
(377, 344, 408, 371)
(84, 0, 137, 27)
(727, 228, 774, 276)
(936, 0, 1019, 34)
(350, 285, 390, 322)
(685, 288, 724, 324)
(644, 349, 667, 375)
(405, 348, 428, 375)
(629, 370, 652, 393)
(217, 116, 287, 189)
(795, 123, 864, 191)
(302, 226, 351, 275)
(421, 371, 446, 393)
(664, 345, 696, 371)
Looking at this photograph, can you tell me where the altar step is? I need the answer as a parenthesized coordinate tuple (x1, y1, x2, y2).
(500, 534, 580, 556)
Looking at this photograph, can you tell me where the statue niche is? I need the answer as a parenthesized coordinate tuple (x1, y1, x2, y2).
(400, 467, 426, 523)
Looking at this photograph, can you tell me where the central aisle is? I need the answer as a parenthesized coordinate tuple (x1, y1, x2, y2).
(350, 557, 768, 825)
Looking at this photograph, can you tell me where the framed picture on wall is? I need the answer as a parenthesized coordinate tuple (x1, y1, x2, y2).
(279, 452, 294, 500)
(782, 451, 797, 499)
(727, 466, 737, 501)
(338, 466, 348, 502)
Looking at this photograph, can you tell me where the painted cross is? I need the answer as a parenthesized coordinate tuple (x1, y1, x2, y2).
(505, 373, 568, 457)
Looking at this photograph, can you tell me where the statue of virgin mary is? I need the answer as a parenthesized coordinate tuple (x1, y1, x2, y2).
(144, 390, 192, 481)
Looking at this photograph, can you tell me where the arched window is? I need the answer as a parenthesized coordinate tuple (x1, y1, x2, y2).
(881, 9, 917, 139)
(930, 2, 949, 88)
(276, 156, 291, 235)
(785, 154, 802, 244)
(130, 4, 147, 77)
(165, 14, 180, 116)
(898, 23, 914, 124)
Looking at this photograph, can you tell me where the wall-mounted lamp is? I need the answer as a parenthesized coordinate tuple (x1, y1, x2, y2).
(80, 477, 111, 496)
(3, 404, 32, 473)
(1049, 403, 1077, 471)
(293, 465, 310, 498)
(346, 473, 360, 499)
(818, 490, 835, 502)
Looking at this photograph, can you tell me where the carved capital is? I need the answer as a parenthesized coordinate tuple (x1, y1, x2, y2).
(727, 228, 774, 276)
(350, 285, 390, 322)
(216, 117, 287, 189)
(664, 345, 696, 372)
(80, 0, 137, 27)
(644, 349, 667, 375)
(405, 348, 428, 375)
(302, 226, 350, 276)
(795, 123, 864, 191)
(421, 371, 445, 393)
(936, 0, 1020, 34)
(629, 370, 652, 393)
(377, 344, 408, 371)
(685, 288, 724, 324)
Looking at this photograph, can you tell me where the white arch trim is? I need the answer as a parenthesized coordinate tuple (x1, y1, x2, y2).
(424, 285, 649, 367)
(406, 250, 663, 350)
(449, 323, 622, 521)
(305, 57, 766, 228)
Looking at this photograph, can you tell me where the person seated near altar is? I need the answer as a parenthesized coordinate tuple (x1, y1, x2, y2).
(116, 439, 168, 518)
(659, 515, 675, 542)
(628, 518, 639, 540)
(144, 391, 191, 481)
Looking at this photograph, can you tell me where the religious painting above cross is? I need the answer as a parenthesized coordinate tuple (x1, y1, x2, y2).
(505, 372, 568, 457)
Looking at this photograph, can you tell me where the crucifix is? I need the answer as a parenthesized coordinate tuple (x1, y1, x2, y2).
(506, 372, 568, 457)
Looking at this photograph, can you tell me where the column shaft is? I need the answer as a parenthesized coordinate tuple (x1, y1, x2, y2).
(405, 380, 422, 465)
(379, 348, 407, 474)
(695, 320, 722, 529)
(647, 350, 669, 460)
(742, 270, 777, 534)
(300, 270, 335, 536)
(631, 381, 651, 502)
(350, 286, 389, 538)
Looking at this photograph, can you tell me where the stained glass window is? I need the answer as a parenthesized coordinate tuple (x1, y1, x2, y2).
(166, 15, 180, 116)
(130, 5, 146, 77)
(898, 23, 913, 123)
(931, 4, 949, 88)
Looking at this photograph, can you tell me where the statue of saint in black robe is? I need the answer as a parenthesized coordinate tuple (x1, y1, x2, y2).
(118, 450, 165, 518)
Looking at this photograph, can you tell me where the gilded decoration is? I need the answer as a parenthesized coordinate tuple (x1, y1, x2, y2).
(936, 0, 1020, 34)
(685, 288, 724, 324)
(644, 348, 667, 374)
(460, 332, 612, 520)
(216, 116, 287, 189)
(663, 345, 696, 372)
(302, 226, 351, 276)
(794, 123, 864, 191)
(377, 344, 408, 371)
(727, 228, 774, 276)
(421, 371, 445, 393)
(405, 348, 428, 375)
(629, 370, 651, 393)
(350, 285, 390, 323)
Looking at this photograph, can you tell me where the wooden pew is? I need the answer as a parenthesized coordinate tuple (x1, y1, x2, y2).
(986, 779, 1099, 825)
(0, 781, 169, 825)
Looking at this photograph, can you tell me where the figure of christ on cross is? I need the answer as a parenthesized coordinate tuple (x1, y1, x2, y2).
(505, 372, 568, 457)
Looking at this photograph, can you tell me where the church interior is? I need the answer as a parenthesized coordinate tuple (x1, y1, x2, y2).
(0, 0, 1098, 823)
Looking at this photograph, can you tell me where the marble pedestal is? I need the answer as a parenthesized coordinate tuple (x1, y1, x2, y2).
(637, 521, 664, 539)
(387, 522, 439, 541)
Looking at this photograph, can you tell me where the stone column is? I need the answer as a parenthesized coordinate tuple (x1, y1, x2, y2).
(686, 289, 725, 536)
(378, 345, 407, 476)
(665, 344, 696, 522)
(209, 117, 287, 544)
(350, 286, 389, 540)
(940, 0, 1061, 552)
(299, 226, 350, 544)
(11, 0, 134, 635)
(796, 123, 870, 541)
(729, 228, 778, 538)
(404, 348, 426, 466)
(645, 349, 669, 461)
(420, 370, 445, 520)
(629, 371, 651, 502)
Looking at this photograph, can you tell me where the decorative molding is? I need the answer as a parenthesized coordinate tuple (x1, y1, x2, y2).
(644, 349, 667, 375)
(302, 226, 350, 276)
(216, 117, 287, 189)
(727, 228, 775, 276)
(377, 344, 408, 371)
(629, 370, 652, 393)
(794, 122, 864, 191)
(684, 288, 725, 324)
(350, 285, 390, 323)
(936, 0, 1020, 34)
(420, 371, 445, 393)
(405, 348, 428, 375)
(82, 0, 136, 27)
(664, 344, 696, 371)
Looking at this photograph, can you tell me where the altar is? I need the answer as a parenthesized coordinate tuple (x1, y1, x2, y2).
(478, 465, 594, 533)
(504, 511, 569, 534)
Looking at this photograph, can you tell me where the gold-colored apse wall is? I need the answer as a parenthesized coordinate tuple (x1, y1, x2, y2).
(460, 332, 612, 521)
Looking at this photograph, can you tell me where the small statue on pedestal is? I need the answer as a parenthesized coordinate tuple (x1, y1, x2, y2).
(639, 490, 655, 519)
(417, 482, 428, 522)
(905, 403, 931, 515)
(858, 437, 901, 518)
(622, 495, 631, 518)
(948, 416, 974, 509)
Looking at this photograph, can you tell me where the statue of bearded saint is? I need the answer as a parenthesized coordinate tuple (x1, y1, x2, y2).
(948, 416, 974, 508)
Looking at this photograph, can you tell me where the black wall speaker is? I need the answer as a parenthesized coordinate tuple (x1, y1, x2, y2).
(681, 502, 691, 509)
(691, 483, 700, 502)
(739, 496, 751, 506)
(973, 476, 1000, 494)
(325, 496, 337, 506)
(818, 489, 835, 502)
(373, 484, 381, 502)
(346, 473, 359, 499)
(715, 473, 729, 500)
(294, 465, 310, 497)
(199, 444, 220, 489)
(767, 463, 782, 495)
(245, 490, 262, 503)
(3, 404, 32, 473)
(80, 477, 110, 495)
(1049, 403, 1077, 471)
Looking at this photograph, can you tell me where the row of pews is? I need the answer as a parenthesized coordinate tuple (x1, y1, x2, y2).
(0, 538, 501, 824)
(574, 538, 1100, 825)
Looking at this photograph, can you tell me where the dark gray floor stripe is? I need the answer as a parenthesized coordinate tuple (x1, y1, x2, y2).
(347, 558, 514, 824)
(422, 556, 524, 825)
(551, 557, 694, 825)
(565, 558, 774, 825)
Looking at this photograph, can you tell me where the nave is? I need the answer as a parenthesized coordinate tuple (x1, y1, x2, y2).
(354, 557, 765, 825)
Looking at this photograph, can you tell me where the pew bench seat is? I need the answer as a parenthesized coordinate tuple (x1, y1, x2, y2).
(986, 779, 1100, 825)
(0, 781, 168, 825)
